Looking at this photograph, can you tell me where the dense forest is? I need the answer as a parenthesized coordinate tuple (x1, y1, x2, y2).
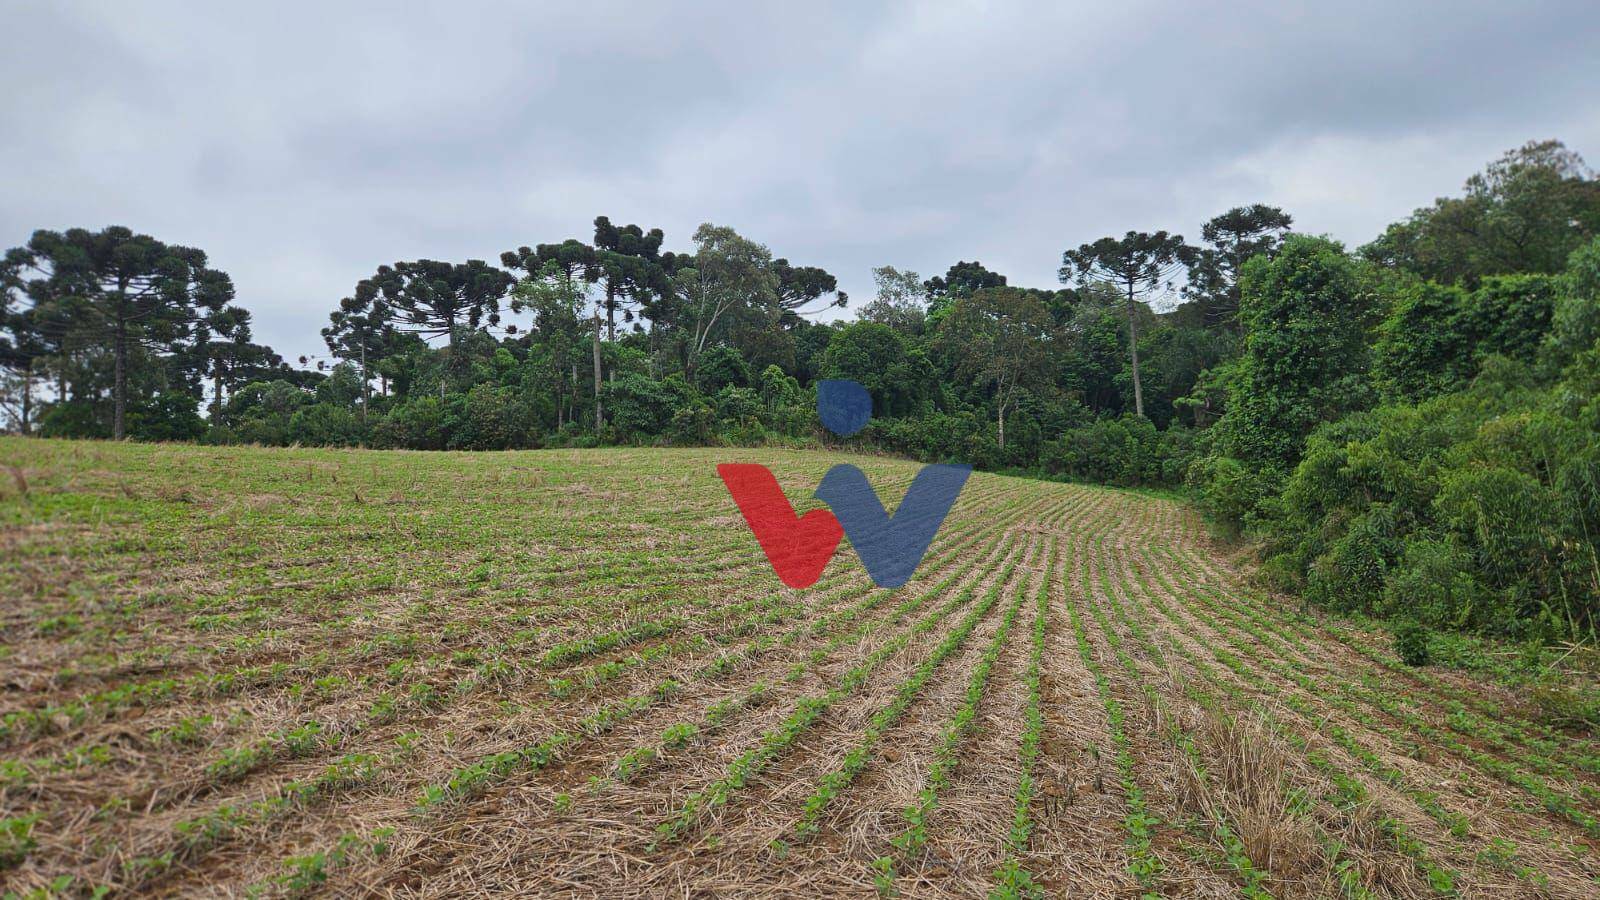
(4, 140, 1599, 647)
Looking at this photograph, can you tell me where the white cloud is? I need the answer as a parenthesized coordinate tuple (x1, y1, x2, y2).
(4, 1, 1597, 357)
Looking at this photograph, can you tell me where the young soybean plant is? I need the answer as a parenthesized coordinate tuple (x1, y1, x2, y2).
(991, 541, 1054, 899)
(870, 551, 1035, 894)
(792, 553, 1027, 841)
(651, 546, 1021, 849)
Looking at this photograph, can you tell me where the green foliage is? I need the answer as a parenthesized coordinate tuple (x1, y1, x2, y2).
(1, 812, 41, 869)
(38, 400, 112, 440)
(603, 373, 691, 441)
(1362, 140, 1600, 285)
(371, 396, 447, 450)
(819, 322, 931, 417)
(1042, 415, 1186, 487)
(1374, 274, 1559, 403)
(9, 143, 1598, 657)
(694, 345, 751, 394)
(1465, 274, 1558, 365)
(443, 384, 536, 450)
(1259, 347, 1600, 642)
(1218, 234, 1375, 469)
(1394, 621, 1432, 667)
(1549, 236, 1600, 366)
(1187, 454, 1282, 536)
(288, 402, 363, 447)
(1373, 280, 1475, 401)
(933, 287, 1055, 450)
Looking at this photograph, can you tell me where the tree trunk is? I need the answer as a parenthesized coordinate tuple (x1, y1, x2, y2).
(997, 401, 1006, 450)
(113, 314, 128, 440)
(1126, 279, 1144, 419)
(441, 316, 455, 400)
(19, 369, 31, 435)
(212, 368, 224, 424)
(592, 312, 604, 432)
(605, 282, 616, 342)
(359, 339, 369, 424)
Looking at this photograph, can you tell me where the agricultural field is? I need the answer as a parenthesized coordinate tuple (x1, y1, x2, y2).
(1, 438, 1598, 899)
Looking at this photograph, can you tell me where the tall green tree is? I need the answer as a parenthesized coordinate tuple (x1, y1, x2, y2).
(1060, 231, 1196, 418)
(819, 322, 932, 418)
(1183, 204, 1293, 329)
(4, 227, 234, 439)
(667, 223, 780, 378)
(934, 287, 1055, 450)
(356, 259, 512, 397)
(1363, 140, 1600, 284)
(924, 260, 1006, 322)
(0, 249, 46, 433)
(592, 216, 682, 340)
(501, 239, 599, 288)
(773, 258, 848, 314)
(858, 265, 927, 334)
(185, 304, 275, 423)
(323, 294, 396, 419)
(507, 260, 592, 429)
(1218, 235, 1375, 467)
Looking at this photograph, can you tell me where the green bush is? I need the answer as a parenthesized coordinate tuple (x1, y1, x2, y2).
(39, 401, 113, 440)
(864, 411, 982, 464)
(288, 402, 364, 447)
(604, 374, 692, 441)
(1394, 620, 1432, 667)
(1254, 345, 1600, 643)
(1041, 416, 1172, 487)
(371, 397, 447, 450)
(1548, 236, 1600, 366)
(445, 384, 537, 451)
(1186, 454, 1282, 535)
(1382, 538, 1491, 630)
(668, 401, 713, 445)
(1303, 505, 1399, 614)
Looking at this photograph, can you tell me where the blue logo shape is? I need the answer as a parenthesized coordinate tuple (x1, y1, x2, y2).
(814, 463, 972, 588)
(817, 379, 872, 437)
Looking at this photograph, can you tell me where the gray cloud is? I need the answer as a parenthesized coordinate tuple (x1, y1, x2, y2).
(5, 0, 1598, 359)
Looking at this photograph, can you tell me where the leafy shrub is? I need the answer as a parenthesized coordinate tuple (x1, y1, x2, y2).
(39, 401, 113, 440)
(1548, 236, 1600, 366)
(1394, 620, 1432, 667)
(1304, 505, 1400, 614)
(1217, 235, 1376, 467)
(714, 386, 766, 443)
(669, 400, 713, 445)
(1382, 538, 1490, 630)
(445, 384, 537, 451)
(695, 345, 751, 394)
(222, 380, 309, 445)
(1186, 455, 1282, 535)
(1043, 417, 1142, 485)
(1256, 343, 1600, 643)
(864, 411, 982, 463)
(371, 397, 447, 450)
(819, 323, 934, 417)
(1465, 274, 1557, 365)
(287, 402, 364, 447)
(1373, 280, 1475, 402)
(604, 374, 692, 441)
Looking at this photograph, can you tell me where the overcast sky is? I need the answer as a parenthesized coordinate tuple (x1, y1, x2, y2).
(5, 1, 1599, 363)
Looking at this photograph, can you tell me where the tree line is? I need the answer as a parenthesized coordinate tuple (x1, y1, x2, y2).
(4, 140, 1599, 643)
